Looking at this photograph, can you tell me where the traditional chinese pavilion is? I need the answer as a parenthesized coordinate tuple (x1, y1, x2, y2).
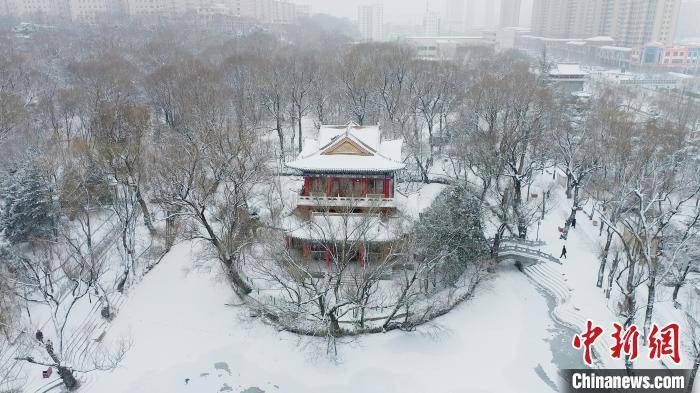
(284, 123, 405, 269)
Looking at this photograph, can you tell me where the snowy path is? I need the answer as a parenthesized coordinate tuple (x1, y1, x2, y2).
(85, 242, 563, 393)
(521, 262, 614, 368)
(528, 180, 691, 370)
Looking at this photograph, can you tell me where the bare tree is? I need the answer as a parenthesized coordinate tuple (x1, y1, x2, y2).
(286, 53, 316, 153)
(153, 126, 268, 297)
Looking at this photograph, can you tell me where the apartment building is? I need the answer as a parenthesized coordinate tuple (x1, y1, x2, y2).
(530, 0, 680, 47)
(358, 3, 383, 41)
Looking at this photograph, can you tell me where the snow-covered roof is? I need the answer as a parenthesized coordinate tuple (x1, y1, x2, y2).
(549, 63, 587, 76)
(598, 45, 633, 52)
(287, 123, 405, 173)
(286, 212, 402, 242)
(585, 36, 614, 42)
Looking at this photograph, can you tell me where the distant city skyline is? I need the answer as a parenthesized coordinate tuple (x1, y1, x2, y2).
(304, 0, 534, 26)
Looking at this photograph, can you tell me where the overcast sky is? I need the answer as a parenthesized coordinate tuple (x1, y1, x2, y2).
(302, 0, 533, 26)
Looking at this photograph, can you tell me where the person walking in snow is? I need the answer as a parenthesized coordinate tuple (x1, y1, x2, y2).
(571, 217, 577, 228)
(560, 245, 567, 259)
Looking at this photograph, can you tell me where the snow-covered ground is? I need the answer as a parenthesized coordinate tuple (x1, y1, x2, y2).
(81, 240, 565, 393)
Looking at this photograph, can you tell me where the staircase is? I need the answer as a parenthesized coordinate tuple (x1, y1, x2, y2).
(520, 262, 613, 367)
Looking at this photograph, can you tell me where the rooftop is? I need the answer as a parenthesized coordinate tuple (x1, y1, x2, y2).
(286, 123, 404, 174)
(549, 63, 587, 76)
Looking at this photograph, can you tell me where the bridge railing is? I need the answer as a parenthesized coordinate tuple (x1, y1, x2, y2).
(497, 245, 561, 265)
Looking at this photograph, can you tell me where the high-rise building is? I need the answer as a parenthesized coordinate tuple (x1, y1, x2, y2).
(530, 0, 680, 47)
(484, 0, 497, 27)
(676, 0, 700, 40)
(1, 0, 312, 24)
(357, 3, 383, 41)
(423, 8, 441, 35)
(273, 0, 296, 23)
(499, 0, 522, 27)
(464, 0, 478, 28)
(0, 0, 13, 16)
(444, 0, 466, 34)
(296, 4, 312, 19)
(68, 0, 114, 22)
(10, 0, 71, 20)
(122, 0, 175, 16)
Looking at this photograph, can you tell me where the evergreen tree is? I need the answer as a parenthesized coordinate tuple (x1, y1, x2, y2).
(414, 185, 489, 287)
(1, 157, 58, 244)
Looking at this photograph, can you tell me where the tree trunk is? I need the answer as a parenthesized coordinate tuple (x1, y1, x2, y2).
(624, 355, 635, 375)
(513, 179, 527, 239)
(597, 229, 614, 287)
(491, 224, 506, 258)
(328, 312, 342, 337)
(623, 256, 637, 319)
(643, 267, 657, 342)
(134, 185, 156, 237)
(46, 342, 78, 390)
(57, 366, 78, 390)
(225, 262, 253, 296)
(672, 262, 692, 307)
(562, 183, 580, 238)
(687, 352, 700, 393)
(297, 109, 303, 153)
(165, 212, 176, 251)
(606, 253, 620, 299)
(414, 157, 430, 184)
(275, 100, 284, 159)
(196, 208, 252, 297)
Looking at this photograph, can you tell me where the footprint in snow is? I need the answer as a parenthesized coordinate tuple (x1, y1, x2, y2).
(214, 361, 232, 375)
(240, 388, 265, 393)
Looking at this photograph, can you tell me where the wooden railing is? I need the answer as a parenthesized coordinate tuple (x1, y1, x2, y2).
(296, 194, 395, 208)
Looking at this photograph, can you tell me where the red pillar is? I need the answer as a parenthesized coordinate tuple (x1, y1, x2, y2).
(303, 176, 311, 196)
(325, 249, 331, 267)
(384, 178, 390, 198)
(326, 176, 333, 197)
(361, 178, 368, 196)
(302, 242, 311, 257)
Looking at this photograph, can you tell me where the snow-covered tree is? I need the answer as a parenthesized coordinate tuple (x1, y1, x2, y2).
(1, 156, 58, 244)
(413, 185, 490, 288)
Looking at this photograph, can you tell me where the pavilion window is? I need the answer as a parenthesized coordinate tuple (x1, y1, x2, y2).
(367, 178, 384, 195)
(311, 177, 326, 195)
(310, 242, 328, 262)
(328, 178, 339, 197)
(352, 178, 362, 197)
(340, 178, 353, 197)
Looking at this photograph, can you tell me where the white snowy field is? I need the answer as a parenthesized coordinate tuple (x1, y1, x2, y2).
(81, 241, 561, 393)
